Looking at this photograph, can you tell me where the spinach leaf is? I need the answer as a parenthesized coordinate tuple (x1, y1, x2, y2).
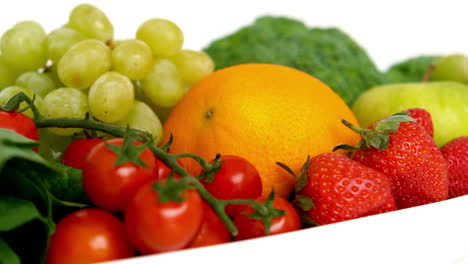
(0, 196, 46, 231)
(0, 128, 88, 263)
(0, 238, 20, 264)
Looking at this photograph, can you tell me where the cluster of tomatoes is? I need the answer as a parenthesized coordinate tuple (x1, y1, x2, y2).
(0, 110, 301, 264)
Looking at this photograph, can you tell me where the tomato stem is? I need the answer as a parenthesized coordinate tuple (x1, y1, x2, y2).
(5, 92, 281, 237)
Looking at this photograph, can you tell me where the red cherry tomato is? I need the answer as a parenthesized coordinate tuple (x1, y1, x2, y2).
(124, 181, 203, 254)
(233, 196, 301, 241)
(62, 138, 103, 170)
(45, 208, 134, 264)
(82, 138, 157, 212)
(0, 111, 39, 151)
(188, 202, 231, 248)
(203, 155, 262, 216)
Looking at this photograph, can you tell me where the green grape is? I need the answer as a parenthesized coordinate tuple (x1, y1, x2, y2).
(58, 39, 111, 89)
(171, 49, 215, 85)
(47, 27, 88, 64)
(68, 3, 114, 43)
(111, 39, 153, 80)
(0, 85, 43, 118)
(136, 18, 183, 57)
(15, 71, 56, 97)
(38, 128, 73, 162)
(42, 88, 89, 136)
(134, 79, 173, 123)
(429, 54, 468, 83)
(141, 58, 185, 107)
(115, 100, 163, 145)
(88, 72, 134, 123)
(0, 56, 19, 89)
(0, 21, 47, 72)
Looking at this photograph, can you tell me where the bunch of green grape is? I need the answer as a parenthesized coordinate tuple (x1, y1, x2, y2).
(0, 3, 214, 160)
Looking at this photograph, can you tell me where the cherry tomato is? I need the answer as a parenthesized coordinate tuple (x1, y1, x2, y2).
(62, 138, 103, 170)
(45, 208, 134, 264)
(233, 196, 301, 241)
(82, 138, 157, 212)
(202, 155, 262, 216)
(188, 202, 231, 248)
(124, 181, 203, 254)
(0, 111, 39, 151)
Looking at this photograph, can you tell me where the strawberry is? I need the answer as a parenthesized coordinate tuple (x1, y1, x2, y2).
(282, 153, 396, 226)
(336, 113, 448, 209)
(402, 108, 434, 138)
(440, 136, 468, 198)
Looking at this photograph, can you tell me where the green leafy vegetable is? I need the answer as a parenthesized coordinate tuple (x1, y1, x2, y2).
(384, 55, 440, 83)
(0, 238, 20, 264)
(0, 128, 88, 263)
(0, 196, 46, 231)
(204, 16, 385, 105)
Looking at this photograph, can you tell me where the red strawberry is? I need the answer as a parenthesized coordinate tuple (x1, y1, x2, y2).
(337, 113, 448, 209)
(402, 108, 434, 137)
(440, 136, 468, 198)
(287, 153, 396, 226)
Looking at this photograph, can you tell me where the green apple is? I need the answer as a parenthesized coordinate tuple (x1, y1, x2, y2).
(429, 54, 468, 83)
(352, 81, 468, 147)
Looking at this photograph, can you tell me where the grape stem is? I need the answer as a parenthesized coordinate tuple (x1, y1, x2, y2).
(5, 92, 280, 236)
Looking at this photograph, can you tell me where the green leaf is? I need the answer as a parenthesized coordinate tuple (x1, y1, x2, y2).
(367, 132, 390, 150)
(152, 174, 188, 203)
(43, 161, 89, 205)
(1, 160, 53, 225)
(246, 191, 285, 235)
(198, 157, 223, 184)
(0, 128, 89, 263)
(332, 144, 358, 152)
(105, 129, 150, 168)
(382, 112, 414, 123)
(160, 134, 173, 152)
(0, 238, 20, 264)
(374, 121, 400, 133)
(0, 196, 45, 231)
(293, 194, 315, 211)
(295, 156, 311, 193)
(0, 129, 41, 170)
(298, 212, 320, 228)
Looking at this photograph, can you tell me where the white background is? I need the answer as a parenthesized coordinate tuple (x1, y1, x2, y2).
(1, 0, 468, 71)
(1, 1, 467, 263)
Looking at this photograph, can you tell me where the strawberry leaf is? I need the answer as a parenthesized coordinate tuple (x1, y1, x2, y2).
(374, 121, 400, 133)
(295, 156, 311, 192)
(275, 161, 296, 178)
(332, 143, 358, 152)
(367, 132, 390, 150)
(374, 113, 414, 133)
(293, 194, 314, 211)
(299, 212, 319, 228)
(382, 112, 414, 123)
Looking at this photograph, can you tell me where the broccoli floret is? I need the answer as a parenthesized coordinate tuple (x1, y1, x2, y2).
(384, 55, 441, 83)
(203, 16, 385, 106)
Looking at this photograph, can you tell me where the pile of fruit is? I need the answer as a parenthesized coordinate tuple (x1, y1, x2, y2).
(0, 3, 467, 264)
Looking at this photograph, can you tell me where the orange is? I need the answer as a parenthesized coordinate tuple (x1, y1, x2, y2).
(162, 63, 360, 198)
